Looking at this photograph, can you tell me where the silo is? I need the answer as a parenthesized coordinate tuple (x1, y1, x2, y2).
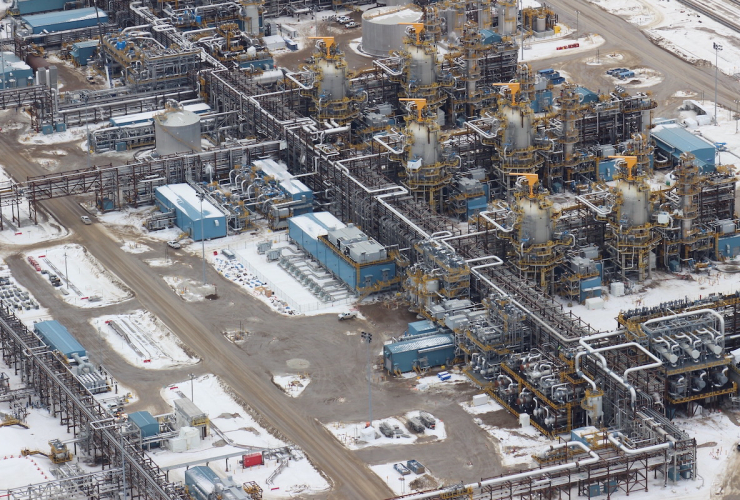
(361, 5, 422, 57)
(154, 102, 202, 156)
(520, 198, 552, 245)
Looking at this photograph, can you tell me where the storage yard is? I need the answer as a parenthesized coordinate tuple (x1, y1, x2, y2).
(0, 0, 740, 498)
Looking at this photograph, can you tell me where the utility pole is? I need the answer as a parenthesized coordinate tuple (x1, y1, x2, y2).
(361, 331, 373, 426)
(713, 42, 722, 125)
(735, 100, 739, 133)
(64, 250, 69, 290)
(576, 10, 580, 37)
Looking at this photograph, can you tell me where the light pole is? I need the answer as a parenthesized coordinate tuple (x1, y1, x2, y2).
(735, 99, 739, 133)
(713, 42, 722, 125)
(188, 373, 196, 402)
(64, 250, 69, 290)
(84, 93, 91, 168)
(576, 10, 580, 37)
(197, 192, 206, 285)
(360, 331, 373, 426)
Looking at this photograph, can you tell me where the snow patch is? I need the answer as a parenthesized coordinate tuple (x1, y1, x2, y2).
(272, 374, 310, 398)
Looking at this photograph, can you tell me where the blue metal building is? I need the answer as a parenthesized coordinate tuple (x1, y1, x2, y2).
(0, 52, 34, 90)
(34, 320, 86, 359)
(22, 8, 109, 35)
(129, 411, 159, 438)
(652, 123, 716, 172)
(129, 411, 159, 448)
(185, 466, 248, 500)
(16, 0, 68, 15)
(575, 86, 599, 104)
(407, 320, 437, 336)
(718, 234, 740, 258)
(288, 212, 396, 292)
(384, 333, 455, 373)
(155, 184, 227, 241)
(70, 40, 99, 66)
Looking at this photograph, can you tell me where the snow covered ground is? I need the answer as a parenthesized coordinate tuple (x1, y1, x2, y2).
(561, 268, 740, 331)
(325, 411, 445, 450)
(25, 244, 132, 308)
(163, 276, 216, 302)
(411, 372, 469, 392)
(370, 462, 440, 495)
(521, 33, 605, 63)
(120, 241, 152, 254)
(459, 398, 505, 415)
(90, 310, 198, 369)
(155, 375, 329, 498)
(583, 0, 740, 77)
(271, 374, 310, 398)
(0, 167, 68, 247)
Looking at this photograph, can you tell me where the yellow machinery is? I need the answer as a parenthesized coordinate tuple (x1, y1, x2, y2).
(21, 439, 73, 464)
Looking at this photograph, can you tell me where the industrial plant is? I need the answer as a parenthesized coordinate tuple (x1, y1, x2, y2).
(0, 0, 739, 498)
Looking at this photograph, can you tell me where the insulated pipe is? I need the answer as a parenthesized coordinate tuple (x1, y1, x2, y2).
(642, 309, 725, 338)
(396, 441, 599, 500)
(607, 432, 673, 455)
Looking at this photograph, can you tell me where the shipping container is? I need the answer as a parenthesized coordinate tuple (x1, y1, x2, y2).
(242, 452, 263, 467)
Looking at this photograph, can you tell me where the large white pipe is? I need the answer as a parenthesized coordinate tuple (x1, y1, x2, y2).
(607, 432, 672, 455)
(398, 441, 599, 500)
(641, 309, 725, 337)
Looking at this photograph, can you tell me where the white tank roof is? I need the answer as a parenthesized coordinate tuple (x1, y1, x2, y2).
(156, 109, 200, 127)
(362, 5, 422, 24)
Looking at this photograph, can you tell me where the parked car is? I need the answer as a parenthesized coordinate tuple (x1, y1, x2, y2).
(393, 463, 411, 476)
(338, 311, 358, 321)
(335, 15, 350, 23)
(80, 215, 92, 225)
(345, 21, 358, 29)
(167, 241, 181, 249)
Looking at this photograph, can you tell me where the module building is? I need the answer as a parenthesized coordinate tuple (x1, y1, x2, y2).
(155, 184, 226, 241)
(20, 8, 108, 35)
(34, 320, 86, 360)
(288, 212, 396, 294)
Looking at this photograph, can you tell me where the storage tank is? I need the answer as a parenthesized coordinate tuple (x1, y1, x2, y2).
(496, 0, 517, 35)
(501, 104, 533, 150)
(616, 180, 650, 226)
(408, 45, 436, 86)
(407, 121, 441, 165)
(536, 15, 547, 32)
(154, 101, 202, 156)
(520, 198, 552, 245)
(361, 5, 422, 57)
(315, 58, 347, 101)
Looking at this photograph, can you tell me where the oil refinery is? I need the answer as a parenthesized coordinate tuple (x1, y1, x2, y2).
(0, 0, 739, 499)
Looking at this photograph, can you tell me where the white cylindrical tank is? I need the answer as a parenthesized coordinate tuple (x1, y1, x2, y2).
(242, 3, 260, 34)
(616, 180, 650, 226)
(408, 121, 441, 165)
(154, 106, 202, 156)
(361, 5, 422, 57)
(536, 15, 547, 32)
(408, 45, 436, 86)
(496, 0, 517, 35)
(520, 198, 552, 245)
(501, 105, 533, 150)
(316, 58, 347, 101)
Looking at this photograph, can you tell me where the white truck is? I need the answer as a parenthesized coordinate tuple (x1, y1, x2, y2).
(338, 311, 358, 321)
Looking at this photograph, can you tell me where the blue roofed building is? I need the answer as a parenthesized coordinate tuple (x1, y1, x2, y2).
(0, 52, 34, 90)
(384, 333, 455, 374)
(34, 320, 86, 359)
(652, 122, 716, 172)
(288, 212, 396, 293)
(22, 8, 108, 35)
(16, 0, 69, 14)
(128, 411, 159, 449)
(155, 184, 227, 241)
